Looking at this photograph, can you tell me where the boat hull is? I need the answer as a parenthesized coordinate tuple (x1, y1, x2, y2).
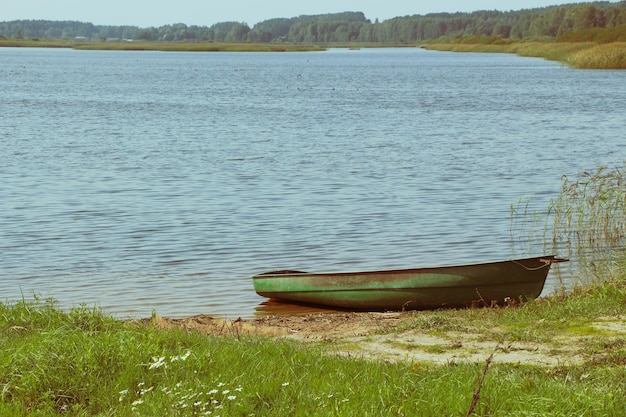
(252, 256, 561, 310)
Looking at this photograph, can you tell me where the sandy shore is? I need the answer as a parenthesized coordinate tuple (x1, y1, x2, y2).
(135, 311, 626, 366)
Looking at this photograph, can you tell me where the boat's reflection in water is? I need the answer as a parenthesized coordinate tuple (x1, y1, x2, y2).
(254, 300, 343, 317)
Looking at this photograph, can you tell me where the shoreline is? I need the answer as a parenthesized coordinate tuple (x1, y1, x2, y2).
(2, 39, 625, 69)
(137, 309, 626, 366)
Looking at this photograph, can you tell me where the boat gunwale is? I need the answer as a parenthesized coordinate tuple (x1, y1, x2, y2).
(252, 255, 560, 279)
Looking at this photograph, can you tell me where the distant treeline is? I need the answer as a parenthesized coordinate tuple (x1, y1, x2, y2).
(2, 2, 626, 43)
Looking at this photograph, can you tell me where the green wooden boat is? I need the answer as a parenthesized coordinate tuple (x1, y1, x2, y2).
(253, 256, 567, 311)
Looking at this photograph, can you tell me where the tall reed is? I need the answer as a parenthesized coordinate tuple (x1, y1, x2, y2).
(548, 164, 626, 278)
(425, 41, 626, 69)
(566, 42, 626, 69)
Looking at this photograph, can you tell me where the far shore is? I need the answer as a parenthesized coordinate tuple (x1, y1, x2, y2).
(2, 38, 625, 69)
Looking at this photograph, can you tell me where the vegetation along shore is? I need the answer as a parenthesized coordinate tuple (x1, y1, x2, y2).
(2, 2, 626, 68)
(1, 164, 625, 415)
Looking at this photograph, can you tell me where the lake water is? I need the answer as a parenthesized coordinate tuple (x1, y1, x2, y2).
(1, 47, 624, 319)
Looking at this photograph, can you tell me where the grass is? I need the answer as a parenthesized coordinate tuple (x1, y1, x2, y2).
(391, 270, 626, 348)
(0, 298, 471, 416)
(2, 269, 626, 416)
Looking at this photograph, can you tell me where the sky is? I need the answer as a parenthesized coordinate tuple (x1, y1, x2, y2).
(2, 0, 606, 28)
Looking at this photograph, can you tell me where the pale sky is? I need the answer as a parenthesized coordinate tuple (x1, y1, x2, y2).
(2, 0, 605, 27)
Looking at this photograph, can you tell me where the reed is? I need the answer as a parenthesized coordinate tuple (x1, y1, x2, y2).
(547, 164, 626, 277)
(511, 164, 626, 284)
(565, 42, 626, 69)
(424, 41, 626, 69)
(510, 42, 594, 62)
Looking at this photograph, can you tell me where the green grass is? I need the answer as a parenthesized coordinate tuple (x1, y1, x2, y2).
(394, 272, 626, 346)
(2, 279, 626, 416)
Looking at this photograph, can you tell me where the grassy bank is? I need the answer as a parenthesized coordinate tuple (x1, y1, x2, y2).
(423, 40, 626, 69)
(1, 278, 625, 416)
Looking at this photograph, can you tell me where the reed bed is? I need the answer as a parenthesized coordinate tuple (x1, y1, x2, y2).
(511, 163, 626, 285)
(425, 41, 626, 69)
(548, 164, 626, 277)
(510, 42, 596, 63)
(565, 42, 626, 69)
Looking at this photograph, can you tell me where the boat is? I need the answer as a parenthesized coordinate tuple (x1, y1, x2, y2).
(252, 255, 567, 311)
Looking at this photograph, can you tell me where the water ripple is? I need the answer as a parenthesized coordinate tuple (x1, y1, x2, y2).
(1, 48, 624, 318)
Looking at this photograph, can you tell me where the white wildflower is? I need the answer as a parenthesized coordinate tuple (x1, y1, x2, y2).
(170, 350, 191, 362)
(140, 386, 154, 395)
(149, 356, 166, 369)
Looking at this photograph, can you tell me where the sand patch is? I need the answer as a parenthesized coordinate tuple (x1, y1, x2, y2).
(136, 312, 626, 366)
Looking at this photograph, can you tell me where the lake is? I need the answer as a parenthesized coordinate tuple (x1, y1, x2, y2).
(1, 47, 624, 318)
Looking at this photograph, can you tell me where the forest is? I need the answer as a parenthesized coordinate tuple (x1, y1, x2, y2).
(1, 2, 626, 43)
